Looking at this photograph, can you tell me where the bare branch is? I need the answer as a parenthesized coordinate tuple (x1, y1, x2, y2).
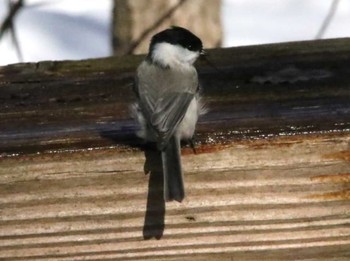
(9, 14, 23, 62)
(0, 0, 24, 40)
(315, 0, 340, 39)
(0, 0, 24, 62)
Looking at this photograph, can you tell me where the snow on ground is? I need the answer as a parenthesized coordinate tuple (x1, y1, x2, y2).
(222, 0, 350, 46)
(0, 0, 349, 65)
(0, 0, 112, 65)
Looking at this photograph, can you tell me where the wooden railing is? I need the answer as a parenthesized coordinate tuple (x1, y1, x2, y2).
(1, 38, 350, 260)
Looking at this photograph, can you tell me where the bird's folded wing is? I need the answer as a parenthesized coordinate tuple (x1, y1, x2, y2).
(150, 92, 194, 150)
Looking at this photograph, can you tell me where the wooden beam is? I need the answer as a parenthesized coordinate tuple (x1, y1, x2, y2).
(0, 38, 350, 260)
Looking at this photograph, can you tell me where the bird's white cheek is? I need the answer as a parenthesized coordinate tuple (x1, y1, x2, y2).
(181, 50, 199, 65)
(177, 98, 199, 139)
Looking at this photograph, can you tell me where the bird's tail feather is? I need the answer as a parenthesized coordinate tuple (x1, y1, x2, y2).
(161, 136, 184, 202)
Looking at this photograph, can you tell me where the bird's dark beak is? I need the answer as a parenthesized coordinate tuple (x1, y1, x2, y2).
(200, 49, 206, 56)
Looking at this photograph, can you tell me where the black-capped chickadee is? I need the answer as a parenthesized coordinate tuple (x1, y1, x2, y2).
(132, 26, 205, 202)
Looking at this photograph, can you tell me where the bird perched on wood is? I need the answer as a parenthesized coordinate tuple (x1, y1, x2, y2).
(132, 26, 205, 202)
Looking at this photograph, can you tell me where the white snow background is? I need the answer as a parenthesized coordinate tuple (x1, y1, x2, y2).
(0, 0, 350, 65)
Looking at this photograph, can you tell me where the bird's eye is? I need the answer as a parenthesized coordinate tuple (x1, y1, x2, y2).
(188, 45, 192, 50)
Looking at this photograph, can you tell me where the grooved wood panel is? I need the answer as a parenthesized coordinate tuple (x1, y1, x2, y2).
(1, 38, 350, 260)
(1, 134, 350, 260)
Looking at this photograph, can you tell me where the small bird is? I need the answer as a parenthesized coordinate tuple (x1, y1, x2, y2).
(132, 26, 205, 202)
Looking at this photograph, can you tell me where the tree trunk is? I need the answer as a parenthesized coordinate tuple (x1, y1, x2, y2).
(112, 0, 222, 55)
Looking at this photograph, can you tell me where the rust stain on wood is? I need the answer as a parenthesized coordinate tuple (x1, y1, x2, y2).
(306, 189, 350, 201)
(182, 143, 230, 155)
(311, 173, 350, 183)
(324, 150, 350, 162)
(308, 173, 350, 201)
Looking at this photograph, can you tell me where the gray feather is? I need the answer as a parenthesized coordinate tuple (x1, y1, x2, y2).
(135, 62, 198, 149)
(162, 136, 184, 202)
(152, 92, 194, 150)
(134, 60, 199, 202)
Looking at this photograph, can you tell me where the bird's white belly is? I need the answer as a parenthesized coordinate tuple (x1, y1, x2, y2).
(177, 97, 198, 140)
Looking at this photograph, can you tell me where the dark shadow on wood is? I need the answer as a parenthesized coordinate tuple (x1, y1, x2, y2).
(99, 123, 144, 149)
(143, 147, 165, 240)
(100, 130, 165, 239)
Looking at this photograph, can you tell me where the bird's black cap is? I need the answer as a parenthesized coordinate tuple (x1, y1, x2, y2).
(149, 26, 203, 54)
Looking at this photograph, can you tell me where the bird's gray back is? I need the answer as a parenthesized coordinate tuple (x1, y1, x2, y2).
(135, 60, 199, 147)
(136, 61, 198, 101)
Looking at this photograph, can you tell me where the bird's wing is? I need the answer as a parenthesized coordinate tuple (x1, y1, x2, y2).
(151, 91, 194, 149)
(134, 62, 197, 149)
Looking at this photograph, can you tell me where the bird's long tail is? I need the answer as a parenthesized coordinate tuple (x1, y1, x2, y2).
(161, 136, 184, 202)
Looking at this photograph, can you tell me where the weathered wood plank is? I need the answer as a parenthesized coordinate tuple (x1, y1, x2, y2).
(0, 38, 350, 260)
(0, 134, 350, 260)
(1, 38, 350, 154)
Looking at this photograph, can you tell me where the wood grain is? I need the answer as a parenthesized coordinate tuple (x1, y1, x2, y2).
(1, 134, 350, 260)
(1, 38, 350, 260)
